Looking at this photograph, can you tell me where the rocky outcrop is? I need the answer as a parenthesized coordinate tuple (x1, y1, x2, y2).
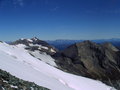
(53, 40, 120, 89)
(10, 37, 57, 55)
(0, 69, 49, 90)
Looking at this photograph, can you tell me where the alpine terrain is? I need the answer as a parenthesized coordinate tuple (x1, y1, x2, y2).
(0, 38, 117, 90)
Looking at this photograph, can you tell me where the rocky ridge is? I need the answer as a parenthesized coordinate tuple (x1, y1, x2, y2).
(53, 40, 120, 89)
(10, 37, 57, 55)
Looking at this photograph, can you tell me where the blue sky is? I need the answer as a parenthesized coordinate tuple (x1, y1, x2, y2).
(0, 0, 120, 41)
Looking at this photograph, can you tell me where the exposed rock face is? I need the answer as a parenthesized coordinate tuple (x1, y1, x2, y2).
(10, 37, 57, 55)
(53, 40, 120, 89)
(0, 69, 49, 90)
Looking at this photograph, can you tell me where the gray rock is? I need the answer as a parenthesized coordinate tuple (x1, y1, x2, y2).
(53, 40, 120, 89)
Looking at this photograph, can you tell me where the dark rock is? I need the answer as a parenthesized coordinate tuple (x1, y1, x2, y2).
(0, 69, 49, 90)
(53, 40, 120, 89)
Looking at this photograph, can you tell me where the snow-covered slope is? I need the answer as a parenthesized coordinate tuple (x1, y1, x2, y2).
(0, 42, 115, 90)
(10, 38, 57, 66)
(16, 44, 57, 67)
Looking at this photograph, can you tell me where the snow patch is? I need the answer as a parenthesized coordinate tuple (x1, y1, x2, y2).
(20, 38, 24, 40)
(29, 50, 57, 67)
(41, 46, 48, 50)
(50, 48, 56, 53)
(27, 39, 33, 42)
(16, 44, 27, 48)
(10, 85, 18, 88)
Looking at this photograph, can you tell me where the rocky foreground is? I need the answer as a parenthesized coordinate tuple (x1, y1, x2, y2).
(0, 69, 49, 90)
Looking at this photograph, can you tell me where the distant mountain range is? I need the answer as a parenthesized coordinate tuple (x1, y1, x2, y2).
(46, 38, 120, 50)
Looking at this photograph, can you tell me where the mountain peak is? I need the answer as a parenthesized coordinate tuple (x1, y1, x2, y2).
(53, 40, 120, 89)
(10, 37, 57, 55)
(81, 40, 96, 44)
(76, 40, 98, 48)
(31, 37, 39, 41)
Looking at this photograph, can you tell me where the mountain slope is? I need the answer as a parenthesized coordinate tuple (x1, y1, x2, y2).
(0, 42, 114, 90)
(10, 37, 57, 67)
(53, 40, 120, 89)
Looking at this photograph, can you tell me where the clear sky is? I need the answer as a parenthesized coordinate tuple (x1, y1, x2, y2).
(0, 0, 120, 41)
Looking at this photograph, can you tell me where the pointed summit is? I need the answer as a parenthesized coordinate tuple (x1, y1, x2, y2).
(31, 37, 39, 41)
